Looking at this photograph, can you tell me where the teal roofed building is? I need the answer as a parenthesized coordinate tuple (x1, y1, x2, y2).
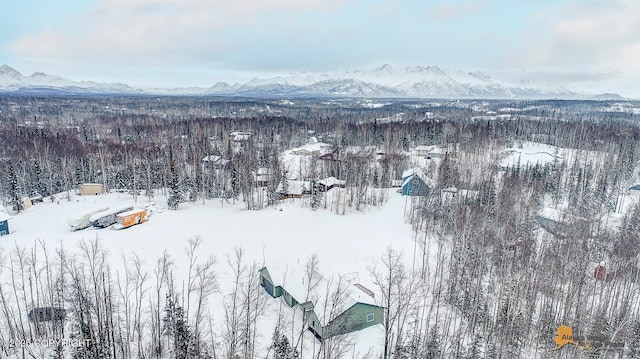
(0, 212, 11, 236)
(401, 167, 435, 196)
(324, 302, 383, 338)
(258, 266, 384, 341)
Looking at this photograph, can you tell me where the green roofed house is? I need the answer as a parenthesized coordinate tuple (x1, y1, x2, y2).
(258, 267, 384, 341)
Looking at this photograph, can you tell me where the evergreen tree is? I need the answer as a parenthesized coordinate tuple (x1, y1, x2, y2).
(7, 162, 22, 213)
(168, 150, 182, 210)
(271, 330, 299, 359)
(310, 180, 322, 210)
(424, 325, 441, 359)
(163, 294, 197, 359)
(626, 317, 640, 357)
(32, 159, 48, 196)
(280, 169, 289, 199)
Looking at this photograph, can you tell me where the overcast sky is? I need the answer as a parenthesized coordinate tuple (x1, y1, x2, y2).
(1, 0, 639, 89)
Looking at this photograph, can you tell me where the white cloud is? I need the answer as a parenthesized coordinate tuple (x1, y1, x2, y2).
(520, 0, 640, 77)
(9, 0, 348, 67)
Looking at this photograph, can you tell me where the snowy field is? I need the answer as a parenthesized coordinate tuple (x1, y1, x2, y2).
(1, 189, 416, 356)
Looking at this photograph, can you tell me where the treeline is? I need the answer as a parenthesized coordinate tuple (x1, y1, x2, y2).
(392, 122, 640, 356)
(1, 97, 638, 212)
(0, 237, 275, 358)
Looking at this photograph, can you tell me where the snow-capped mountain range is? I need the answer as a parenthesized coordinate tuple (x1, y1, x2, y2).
(0, 64, 625, 99)
(0, 65, 143, 95)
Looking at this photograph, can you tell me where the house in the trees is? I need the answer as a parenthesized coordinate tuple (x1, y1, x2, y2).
(535, 207, 592, 238)
(0, 212, 11, 236)
(258, 266, 383, 341)
(414, 145, 445, 159)
(415, 145, 431, 157)
(401, 168, 435, 196)
(318, 177, 346, 192)
(319, 148, 340, 161)
(276, 180, 313, 199)
(290, 142, 335, 157)
(254, 168, 271, 187)
(80, 183, 106, 195)
(230, 131, 252, 142)
(202, 155, 231, 170)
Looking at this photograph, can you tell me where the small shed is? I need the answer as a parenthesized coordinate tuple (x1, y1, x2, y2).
(22, 197, 32, 210)
(401, 168, 435, 196)
(0, 212, 11, 236)
(80, 183, 106, 195)
(28, 307, 66, 322)
(594, 264, 616, 282)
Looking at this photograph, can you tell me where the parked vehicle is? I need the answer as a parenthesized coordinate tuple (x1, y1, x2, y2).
(67, 206, 109, 231)
(89, 205, 134, 228)
(113, 209, 147, 229)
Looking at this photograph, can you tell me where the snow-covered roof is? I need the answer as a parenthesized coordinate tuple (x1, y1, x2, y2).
(117, 208, 146, 217)
(265, 264, 378, 314)
(318, 177, 346, 187)
(0, 212, 12, 222)
(89, 205, 134, 222)
(202, 155, 220, 162)
(401, 167, 435, 189)
(537, 207, 588, 223)
(290, 142, 334, 156)
(202, 155, 230, 166)
(230, 131, 252, 141)
(414, 145, 444, 155)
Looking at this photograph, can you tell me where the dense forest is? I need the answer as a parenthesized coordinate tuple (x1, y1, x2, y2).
(0, 95, 639, 358)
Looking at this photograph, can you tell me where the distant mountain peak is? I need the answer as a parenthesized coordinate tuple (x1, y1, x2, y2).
(0, 65, 22, 78)
(375, 63, 393, 71)
(0, 64, 20, 74)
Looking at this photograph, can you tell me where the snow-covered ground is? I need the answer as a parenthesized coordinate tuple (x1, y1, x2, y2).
(1, 189, 416, 356)
(498, 141, 562, 169)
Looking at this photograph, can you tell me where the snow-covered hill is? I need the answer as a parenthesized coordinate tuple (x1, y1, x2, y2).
(0, 63, 624, 99)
